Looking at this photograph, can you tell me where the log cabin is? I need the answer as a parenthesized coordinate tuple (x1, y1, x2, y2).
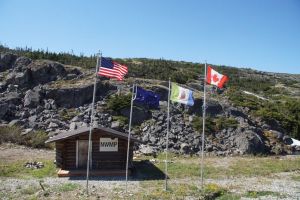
(45, 126, 142, 177)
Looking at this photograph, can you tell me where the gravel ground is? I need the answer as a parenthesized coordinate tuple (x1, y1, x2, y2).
(0, 144, 299, 199)
(0, 172, 299, 199)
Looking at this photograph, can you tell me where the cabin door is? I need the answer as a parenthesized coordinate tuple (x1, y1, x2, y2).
(77, 140, 91, 169)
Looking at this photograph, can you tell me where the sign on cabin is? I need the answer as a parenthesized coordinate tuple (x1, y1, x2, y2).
(100, 138, 118, 152)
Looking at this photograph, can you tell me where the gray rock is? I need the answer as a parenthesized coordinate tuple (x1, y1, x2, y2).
(180, 143, 190, 154)
(270, 130, 284, 140)
(188, 99, 223, 116)
(48, 122, 58, 129)
(0, 92, 21, 105)
(8, 119, 22, 127)
(65, 74, 78, 80)
(0, 103, 8, 119)
(28, 60, 67, 85)
(28, 115, 37, 127)
(13, 56, 32, 72)
(234, 130, 265, 154)
(120, 106, 151, 125)
(111, 121, 120, 129)
(139, 145, 155, 155)
(149, 136, 157, 143)
(21, 128, 33, 135)
(45, 82, 116, 108)
(69, 122, 79, 130)
(71, 116, 80, 122)
(0, 53, 17, 72)
(283, 135, 293, 145)
(24, 89, 41, 107)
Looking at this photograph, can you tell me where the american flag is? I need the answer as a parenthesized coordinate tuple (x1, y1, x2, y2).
(98, 57, 128, 81)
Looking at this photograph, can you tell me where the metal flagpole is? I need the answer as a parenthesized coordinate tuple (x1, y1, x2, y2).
(164, 77, 171, 191)
(200, 62, 207, 189)
(86, 52, 101, 195)
(125, 83, 137, 193)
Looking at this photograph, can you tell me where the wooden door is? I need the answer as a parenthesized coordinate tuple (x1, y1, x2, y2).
(77, 140, 90, 169)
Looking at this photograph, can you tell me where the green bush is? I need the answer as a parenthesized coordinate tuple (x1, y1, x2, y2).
(215, 117, 238, 131)
(0, 126, 52, 149)
(255, 98, 300, 139)
(192, 116, 216, 134)
(106, 94, 131, 113)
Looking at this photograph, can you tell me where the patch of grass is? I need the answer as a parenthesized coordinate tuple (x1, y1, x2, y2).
(20, 185, 39, 195)
(216, 193, 241, 200)
(227, 157, 300, 177)
(112, 115, 128, 126)
(55, 183, 79, 192)
(138, 181, 202, 200)
(0, 160, 57, 178)
(244, 190, 284, 198)
(291, 175, 300, 181)
(136, 153, 300, 179)
(59, 108, 80, 121)
(0, 126, 52, 149)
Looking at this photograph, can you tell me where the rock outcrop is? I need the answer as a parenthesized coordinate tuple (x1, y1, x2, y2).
(0, 53, 297, 156)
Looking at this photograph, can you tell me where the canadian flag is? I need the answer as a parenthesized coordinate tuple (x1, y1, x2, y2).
(206, 66, 229, 88)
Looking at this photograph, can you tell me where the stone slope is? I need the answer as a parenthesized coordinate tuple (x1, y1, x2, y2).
(0, 53, 298, 155)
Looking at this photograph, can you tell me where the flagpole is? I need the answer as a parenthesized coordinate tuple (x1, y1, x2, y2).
(125, 83, 136, 194)
(86, 52, 101, 195)
(200, 62, 207, 189)
(164, 77, 171, 191)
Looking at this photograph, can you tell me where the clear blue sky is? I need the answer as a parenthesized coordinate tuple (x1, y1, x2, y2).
(0, 0, 299, 73)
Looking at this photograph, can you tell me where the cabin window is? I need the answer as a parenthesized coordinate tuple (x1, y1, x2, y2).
(99, 138, 118, 152)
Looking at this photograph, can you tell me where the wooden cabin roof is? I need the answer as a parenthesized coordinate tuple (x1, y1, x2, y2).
(45, 126, 142, 143)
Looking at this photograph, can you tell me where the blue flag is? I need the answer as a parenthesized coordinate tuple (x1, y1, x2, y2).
(135, 87, 160, 109)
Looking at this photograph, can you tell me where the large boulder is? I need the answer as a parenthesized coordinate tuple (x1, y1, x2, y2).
(6, 69, 31, 87)
(120, 106, 151, 125)
(0, 102, 9, 119)
(234, 130, 266, 154)
(28, 60, 67, 85)
(0, 53, 17, 72)
(188, 99, 223, 116)
(45, 82, 116, 108)
(24, 89, 41, 107)
(0, 92, 21, 120)
(13, 56, 32, 72)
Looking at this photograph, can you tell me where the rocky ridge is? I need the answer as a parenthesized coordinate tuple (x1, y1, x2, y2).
(0, 53, 298, 156)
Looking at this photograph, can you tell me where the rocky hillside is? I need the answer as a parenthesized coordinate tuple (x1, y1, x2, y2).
(0, 50, 299, 156)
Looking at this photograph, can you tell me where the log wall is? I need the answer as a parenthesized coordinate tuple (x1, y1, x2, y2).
(55, 130, 134, 170)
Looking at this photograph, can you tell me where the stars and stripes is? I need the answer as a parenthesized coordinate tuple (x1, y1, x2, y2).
(98, 57, 128, 81)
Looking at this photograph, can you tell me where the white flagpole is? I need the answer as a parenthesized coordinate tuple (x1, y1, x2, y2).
(125, 83, 136, 193)
(164, 77, 171, 191)
(200, 62, 207, 189)
(86, 52, 101, 195)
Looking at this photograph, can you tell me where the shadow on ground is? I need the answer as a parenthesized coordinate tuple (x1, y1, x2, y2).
(68, 160, 165, 181)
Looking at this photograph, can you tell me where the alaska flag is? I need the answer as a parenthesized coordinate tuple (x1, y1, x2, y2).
(135, 87, 160, 109)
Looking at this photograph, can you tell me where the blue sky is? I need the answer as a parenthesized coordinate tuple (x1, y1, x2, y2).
(0, 0, 299, 73)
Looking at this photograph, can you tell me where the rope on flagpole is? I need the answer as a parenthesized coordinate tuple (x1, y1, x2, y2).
(125, 83, 137, 194)
(164, 77, 171, 191)
(86, 51, 101, 195)
(200, 61, 207, 190)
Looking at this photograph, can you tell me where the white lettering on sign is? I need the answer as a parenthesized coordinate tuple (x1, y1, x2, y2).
(99, 138, 118, 152)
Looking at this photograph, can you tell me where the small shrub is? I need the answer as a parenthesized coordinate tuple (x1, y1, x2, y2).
(203, 183, 227, 199)
(0, 126, 52, 149)
(244, 190, 283, 198)
(192, 116, 216, 134)
(215, 117, 238, 131)
(59, 108, 80, 121)
(56, 183, 79, 192)
(106, 94, 131, 113)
